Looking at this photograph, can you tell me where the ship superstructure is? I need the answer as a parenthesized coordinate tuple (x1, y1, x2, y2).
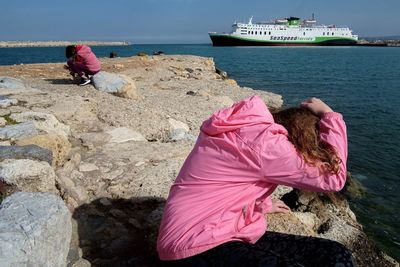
(209, 15, 358, 46)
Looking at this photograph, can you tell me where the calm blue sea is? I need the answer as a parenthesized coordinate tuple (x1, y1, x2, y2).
(1, 44, 399, 260)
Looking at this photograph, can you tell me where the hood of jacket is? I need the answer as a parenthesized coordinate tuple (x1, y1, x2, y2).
(75, 45, 92, 57)
(201, 96, 274, 136)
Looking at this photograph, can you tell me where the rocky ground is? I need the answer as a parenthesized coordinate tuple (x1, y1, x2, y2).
(0, 55, 398, 267)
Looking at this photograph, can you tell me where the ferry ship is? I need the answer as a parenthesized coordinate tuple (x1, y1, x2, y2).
(209, 15, 358, 46)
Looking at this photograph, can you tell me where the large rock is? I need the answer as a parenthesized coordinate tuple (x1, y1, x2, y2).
(0, 121, 38, 141)
(255, 90, 283, 109)
(0, 159, 57, 193)
(92, 71, 139, 99)
(0, 192, 72, 267)
(10, 111, 70, 138)
(0, 77, 41, 95)
(15, 134, 71, 167)
(0, 145, 53, 165)
(0, 77, 25, 90)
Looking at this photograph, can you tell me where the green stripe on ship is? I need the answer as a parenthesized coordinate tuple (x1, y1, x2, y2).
(314, 36, 356, 43)
(210, 34, 356, 43)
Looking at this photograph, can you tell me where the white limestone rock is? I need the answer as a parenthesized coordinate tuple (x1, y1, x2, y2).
(168, 118, 190, 132)
(10, 111, 70, 138)
(0, 77, 41, 95)
(0, 159, 58, 193)
(0, 192, 72, 267)
(92, 71, 139, 99)
(79, 162, 99, 172)
(168, 118, 196, 141)
(293, 211, 320, 231)
(272, 185, 294, 199)
(107, 127, 147, 143)
(257, 91, 283, 109)
(0, 97, 18, 108)
(0, 121, 38, 141)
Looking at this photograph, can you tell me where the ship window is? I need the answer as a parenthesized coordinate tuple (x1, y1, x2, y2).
(269, 31, 271, 35)
(303, 32, 305, 36)
(332, 32, 334, 36)
(248, 31, 250, 34)
(323, 32, 325, 35)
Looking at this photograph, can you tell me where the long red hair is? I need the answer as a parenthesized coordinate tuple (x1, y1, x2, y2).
(272, 107, 341, 174)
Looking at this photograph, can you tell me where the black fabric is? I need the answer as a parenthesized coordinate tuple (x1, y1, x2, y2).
(161, 231, 356, 267)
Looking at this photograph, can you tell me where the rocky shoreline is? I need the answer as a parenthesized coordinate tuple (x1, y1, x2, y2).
(0, 55, 398, 267)
(0, 41, 130, 48)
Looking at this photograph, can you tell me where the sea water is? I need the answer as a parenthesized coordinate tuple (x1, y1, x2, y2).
(1, 44, 399, 260)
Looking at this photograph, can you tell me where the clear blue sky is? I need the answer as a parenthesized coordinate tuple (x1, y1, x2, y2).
(1, 0, 399, 43)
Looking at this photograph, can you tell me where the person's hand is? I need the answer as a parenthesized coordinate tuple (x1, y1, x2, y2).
(301, 97, 333, 116)
(267, 199, 291, 214)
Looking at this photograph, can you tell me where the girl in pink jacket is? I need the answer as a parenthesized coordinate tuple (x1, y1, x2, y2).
(157, 96, 355, 266)
(64, 45, 101, 86)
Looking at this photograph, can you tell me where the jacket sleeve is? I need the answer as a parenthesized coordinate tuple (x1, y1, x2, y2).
(261, 112, 348, 192)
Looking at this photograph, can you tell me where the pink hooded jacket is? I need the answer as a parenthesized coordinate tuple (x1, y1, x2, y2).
(157, 95, 348, 261)
(75, 45, 101, 73)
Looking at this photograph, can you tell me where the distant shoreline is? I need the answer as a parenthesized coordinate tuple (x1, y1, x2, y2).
(0, 41, 130, 48)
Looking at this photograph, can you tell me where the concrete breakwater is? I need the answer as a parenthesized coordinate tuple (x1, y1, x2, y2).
(356, 39, 400, 47)
(0, 41, 130, 48)
(0, 55, 398, 266)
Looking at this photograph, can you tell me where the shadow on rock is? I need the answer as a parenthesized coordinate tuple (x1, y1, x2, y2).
(72, 197, 165, 267)
(0, 181, 19, 204)
(45, 78, 76, 85)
